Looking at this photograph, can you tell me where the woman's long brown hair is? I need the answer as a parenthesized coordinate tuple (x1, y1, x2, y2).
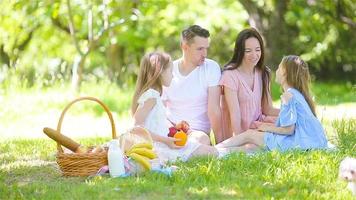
(224, 28, 270, 103)
(281, 55, 316, 116)
(131, 52, 171, 115)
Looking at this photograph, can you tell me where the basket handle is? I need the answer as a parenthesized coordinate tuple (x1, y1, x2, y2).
(56, 96, 117, 153)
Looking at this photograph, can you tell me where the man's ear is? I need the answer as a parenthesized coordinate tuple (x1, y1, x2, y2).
(181, 41, 188, 51)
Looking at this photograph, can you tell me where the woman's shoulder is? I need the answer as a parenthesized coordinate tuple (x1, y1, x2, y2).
(221, 68, 239, 83)
(222, 66, 238, 76)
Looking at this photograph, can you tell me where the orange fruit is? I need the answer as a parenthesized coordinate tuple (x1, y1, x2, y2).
(173, 131, 187, 146)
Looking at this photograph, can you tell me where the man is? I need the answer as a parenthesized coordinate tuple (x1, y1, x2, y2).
(163, 25, 222, 145)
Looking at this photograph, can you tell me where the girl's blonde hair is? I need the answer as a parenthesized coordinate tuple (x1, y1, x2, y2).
(131, 52, 171, 115)
(281, 55, 316, 116)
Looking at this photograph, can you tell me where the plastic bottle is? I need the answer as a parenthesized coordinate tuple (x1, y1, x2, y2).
(108, 139, 125, 177)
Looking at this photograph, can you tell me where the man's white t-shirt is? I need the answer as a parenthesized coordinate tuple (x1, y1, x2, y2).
(162, 58, 221, 133)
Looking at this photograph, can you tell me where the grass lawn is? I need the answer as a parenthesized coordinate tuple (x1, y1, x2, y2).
(0, 81, 355, 199)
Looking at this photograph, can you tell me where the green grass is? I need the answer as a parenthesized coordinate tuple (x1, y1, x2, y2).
(0, 119, 355, 199)
(0, 81, 355, 199)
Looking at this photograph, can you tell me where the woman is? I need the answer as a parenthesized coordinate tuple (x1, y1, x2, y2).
(217, 28, 279, 144)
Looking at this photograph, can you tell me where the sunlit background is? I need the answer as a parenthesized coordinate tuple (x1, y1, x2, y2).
(0, 0, 355, 140)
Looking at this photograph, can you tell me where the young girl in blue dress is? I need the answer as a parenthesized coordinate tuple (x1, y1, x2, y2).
(216, 55, 328, 152)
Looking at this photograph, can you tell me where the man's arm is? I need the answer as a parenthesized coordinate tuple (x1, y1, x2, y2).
(207, 86, 222, 144)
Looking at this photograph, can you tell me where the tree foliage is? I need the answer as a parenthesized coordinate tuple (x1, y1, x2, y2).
(0, 0, 354, 89)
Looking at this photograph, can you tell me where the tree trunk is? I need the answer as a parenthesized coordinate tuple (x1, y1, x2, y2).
(0, 45, 10, 68)
(238, 0, 297, 68)
(107, 44, 124, 82)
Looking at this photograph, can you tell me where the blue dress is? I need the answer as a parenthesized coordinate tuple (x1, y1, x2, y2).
(264, 88, 327, 151)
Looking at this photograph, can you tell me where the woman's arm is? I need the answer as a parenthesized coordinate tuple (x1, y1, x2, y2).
(258, 123, 295, 135)
(224, 87, 242, 134)
(133, 98, 182, 149)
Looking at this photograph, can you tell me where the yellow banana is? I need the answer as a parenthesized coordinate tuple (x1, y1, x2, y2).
(128, 147, 157, 159)
(128, 152, 151, 170)
(130, 142, 153, 150)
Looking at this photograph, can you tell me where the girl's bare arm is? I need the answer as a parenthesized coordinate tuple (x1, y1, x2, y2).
(258, 123, 295, 135)
(133, 98, 181, 149)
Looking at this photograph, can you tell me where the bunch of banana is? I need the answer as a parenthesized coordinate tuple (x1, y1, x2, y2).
(126, 142, 156, 171)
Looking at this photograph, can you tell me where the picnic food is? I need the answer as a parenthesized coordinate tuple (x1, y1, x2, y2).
(130, 142, 153, 150)
(175, 121, 190, 133)
(108, 139, 125, 177)
(120, 127, 154, 153)
(128, 147, 156, 159)
(43, 96, 117, 177)
(126, 142, 157, 171)
(43, 127, 87, 153)
(91, 145, 104, 153)
(168, 127, 177, 137)
(173, 131, 188, 146)
(128, 152, 151, 170)
(167, 121, 190, 146)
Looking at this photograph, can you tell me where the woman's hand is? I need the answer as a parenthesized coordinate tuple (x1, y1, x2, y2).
(250, 121, 263, 129)
(164, 137, 184, 149)
(257, 123, 271, 132)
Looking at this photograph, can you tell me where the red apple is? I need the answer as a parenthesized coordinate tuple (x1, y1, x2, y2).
(167, 126, 177, 137)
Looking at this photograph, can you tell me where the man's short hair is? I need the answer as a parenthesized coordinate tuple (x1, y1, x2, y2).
(181, 25, 210, 44)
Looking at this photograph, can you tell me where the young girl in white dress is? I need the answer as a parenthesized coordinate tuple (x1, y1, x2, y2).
(131, 52, 218, 162)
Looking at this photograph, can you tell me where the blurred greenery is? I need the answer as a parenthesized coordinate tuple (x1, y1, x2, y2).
(270, 79, 356, 105)
(0, 0, 355, 90)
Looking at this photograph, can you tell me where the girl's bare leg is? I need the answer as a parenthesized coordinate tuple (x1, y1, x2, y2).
(216, 144, 260, 155)
(243, 143, 259, 151)
(215, 129, 265, 148)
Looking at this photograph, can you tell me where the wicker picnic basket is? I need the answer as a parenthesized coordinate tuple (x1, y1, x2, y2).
(55, 97, 117, 177)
